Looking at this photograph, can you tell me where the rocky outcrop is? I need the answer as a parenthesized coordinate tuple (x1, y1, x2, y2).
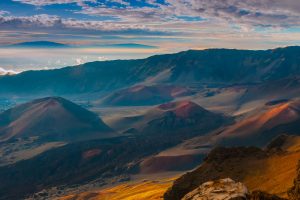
(181, 178, 248, 200)
(164, 147, 267, 200)
(266, 134, 290, 152)
(164, 135, 300, 200)
(288, 161, 300, 200)
(180, 178, 286, 200)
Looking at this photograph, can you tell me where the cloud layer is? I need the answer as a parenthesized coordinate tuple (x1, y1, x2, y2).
(11, 0, 300, 27)
(0, 67, 17, 75)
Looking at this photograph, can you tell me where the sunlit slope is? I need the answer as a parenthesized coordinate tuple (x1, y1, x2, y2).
(165, 135, 300, 200)
(221, 101, 300, 137)
(216, 100, 300, 146)
(243, 148, 300, 197)
(60, 179, 174, 200)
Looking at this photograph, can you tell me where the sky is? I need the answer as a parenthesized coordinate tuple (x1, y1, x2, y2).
(0, 0, 300, 72)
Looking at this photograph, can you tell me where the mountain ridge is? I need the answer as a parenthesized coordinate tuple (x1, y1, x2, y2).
(8, 41, 69, 48)
(0, 46, 300, 96)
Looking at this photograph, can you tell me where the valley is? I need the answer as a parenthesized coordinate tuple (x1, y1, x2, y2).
(0, 47, 300, 200)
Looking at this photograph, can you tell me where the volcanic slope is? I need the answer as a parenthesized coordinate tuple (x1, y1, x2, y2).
(164, 134, 300, 200)
(0, 97, 113, 142)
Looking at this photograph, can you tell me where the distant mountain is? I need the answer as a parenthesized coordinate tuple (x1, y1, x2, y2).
(101, 84, 195, 106)
(9, 41, 69, 48)
(0, 46, 299, 96)
(164, 134, 300, 200)
(0, 97, 113, 142)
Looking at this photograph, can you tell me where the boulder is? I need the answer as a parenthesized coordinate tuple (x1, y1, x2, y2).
(181, 178, 248, 200)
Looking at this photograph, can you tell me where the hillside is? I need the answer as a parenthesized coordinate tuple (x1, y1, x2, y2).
(0, 136, 180, 200)
(59, 179, 173, 200)
(111, 100, 230, 137)
(141, 101, 229, 135)
(0, 101, 230, 199)
(0, 97, 113, 142)
(101, 84, 195, 106)
(216, 100, 300, 146)
(164, 135, 300, 200)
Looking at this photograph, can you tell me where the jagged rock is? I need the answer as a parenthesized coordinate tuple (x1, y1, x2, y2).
(266, 134, 289, 152)
(164, 147, 266, 200)
(181, 178, 248, 200)
(180, 178, 287, 200)
(288, 161, 300, 200)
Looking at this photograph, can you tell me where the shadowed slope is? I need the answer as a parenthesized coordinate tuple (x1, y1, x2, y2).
(142, 101, 230, 135)
(0, 136, 179, 200)
(132, 101, 230, 173)
(114, 100, 231, 137)
(101, 84, 195, 106)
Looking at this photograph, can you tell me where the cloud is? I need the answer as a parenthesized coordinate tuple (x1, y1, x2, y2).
(0, 67, 17, 75)
(12, 0, 97, 6)
(75, 58, 84, 65)
(9, 0, 300, 29)
(1, 0, 300, 50)
(0, 14, 170, 38)
(98, 56, 107, 61)
(0, 10, 10, 16)
(14, 0, 297, 28)
(176, 0, 300, 27)
(7, 0, 300, 31)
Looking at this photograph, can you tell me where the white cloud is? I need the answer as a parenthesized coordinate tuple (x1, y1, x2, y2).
(0, 10, 10, 16)
(0, 67, 17, 75)
(9, 0, 300, 28)
(0, 14, 165, 36)
(165, 0, 300, 27)
(97, 56, 107, 61)
(75, 0, 300, 28)
(75, 58, 84, 65)
(12, 0, 96, 6)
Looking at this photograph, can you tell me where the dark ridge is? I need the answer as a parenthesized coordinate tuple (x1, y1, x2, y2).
(9, 41, 69, 48)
